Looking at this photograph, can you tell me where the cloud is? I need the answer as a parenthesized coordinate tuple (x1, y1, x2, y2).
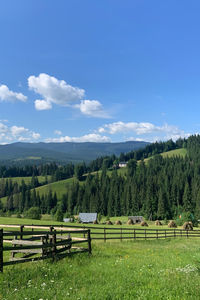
(76, 100, 110, 118)
(98, 121, 159, 135)
(0, 122, 8, 133)
(0, 122, 41, 144)
(28, 73, 85, 110)
(0, 85, 27, 102)
(98, 121, 191, 141)
(32, 132, 41, 139)
(11, 126, 29, 136)
(54, 130, 62, 135)
(29, 73, 110, 118)
(34, 99, 52, 110)
(46, 133, 110, 143)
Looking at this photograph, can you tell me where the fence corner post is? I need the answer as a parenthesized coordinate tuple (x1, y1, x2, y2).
(0, 229, 3, 272)
(87, 229, 92, 254)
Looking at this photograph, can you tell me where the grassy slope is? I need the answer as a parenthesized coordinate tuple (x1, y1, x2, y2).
(1, 235, 200, 299)
(0, 177, 80, 204)
(143, 148, 187, 163)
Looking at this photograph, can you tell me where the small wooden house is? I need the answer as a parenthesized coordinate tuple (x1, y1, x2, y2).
(119, 161, 127, 168)
(128, 216, 143, 224)
(79, 213, 97, 223)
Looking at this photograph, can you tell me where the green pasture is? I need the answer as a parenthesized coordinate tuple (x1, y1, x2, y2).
(1, 235, 200, 299)
(0, 177, 80, 205)
(143, 148, 187, 163)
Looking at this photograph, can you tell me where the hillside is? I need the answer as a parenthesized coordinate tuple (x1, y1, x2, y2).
(0, 141, 149, 165)
(0, 147, 187, 206)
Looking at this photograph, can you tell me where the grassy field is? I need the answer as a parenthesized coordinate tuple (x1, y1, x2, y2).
(1, 236, 200, 299)
(143, 148, 187, 163)
(161, 148, 187, 158)
(0, 177, 80, 205)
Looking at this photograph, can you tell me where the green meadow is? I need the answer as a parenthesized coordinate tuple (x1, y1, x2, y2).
(1, 237, 200, 299)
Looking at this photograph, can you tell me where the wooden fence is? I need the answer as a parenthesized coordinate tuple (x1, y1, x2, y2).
(1, 223, 200, 243)
(0, 226, 91, 272)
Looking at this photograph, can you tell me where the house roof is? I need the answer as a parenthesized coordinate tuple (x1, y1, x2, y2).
(79, 213, 97, 223)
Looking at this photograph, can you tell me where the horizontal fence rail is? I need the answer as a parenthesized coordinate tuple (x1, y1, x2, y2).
(1, 224, 200, 243)
(0, 226, 92, 272)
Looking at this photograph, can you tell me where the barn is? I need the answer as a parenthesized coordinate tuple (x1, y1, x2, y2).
(79, 213, 97, 223)
(128, 216, 143, 224)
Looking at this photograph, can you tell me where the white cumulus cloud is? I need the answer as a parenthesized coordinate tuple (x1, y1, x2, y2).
(28, 73, 85, 110)
(0, 122, 41, 144)
(34, 99, 52, 110)
(0, 85, 27, 102)
(98, 121, 159, 135)
(76, 100, 110, 118)
(46, 133, 110, 143)
(98, 121, 191, 141)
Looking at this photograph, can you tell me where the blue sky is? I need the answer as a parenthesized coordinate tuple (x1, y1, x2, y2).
(0, 0, 200, 144)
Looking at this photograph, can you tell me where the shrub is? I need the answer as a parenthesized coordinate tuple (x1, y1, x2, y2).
(176, 212, 198, 227)
(54, 208, 64, 222)
(25, 207, 41, 220)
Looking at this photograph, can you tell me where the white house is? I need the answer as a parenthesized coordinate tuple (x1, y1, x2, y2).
(119, 161, 127, 168)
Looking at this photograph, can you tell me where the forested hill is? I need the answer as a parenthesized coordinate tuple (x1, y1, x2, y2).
(0, 141, 149, 165)
(3, 135, 200, 222)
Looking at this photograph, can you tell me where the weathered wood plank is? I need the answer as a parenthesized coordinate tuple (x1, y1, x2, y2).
(11, 248, 43, 254)
(12, 240, 43, 246)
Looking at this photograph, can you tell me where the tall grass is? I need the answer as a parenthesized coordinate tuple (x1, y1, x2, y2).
(1, 238, 200, 299)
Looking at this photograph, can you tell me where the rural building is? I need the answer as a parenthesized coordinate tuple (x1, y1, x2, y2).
(119, 161, 127, 168)
(128, 216, 143, 224)
(63, 218, 73, 223)
(79, 213, 97, 223)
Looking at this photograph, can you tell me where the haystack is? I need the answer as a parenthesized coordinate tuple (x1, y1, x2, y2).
(155, 220, 162, 226)
(182, 221, 193, 230)
(115, 220, 122, 225)
(93, 220, 98, 224)
(106, 220, 113, 225)
(127, 219, 134, 225)
(141, 221, 148, 227)
(168, 220, 177, 228)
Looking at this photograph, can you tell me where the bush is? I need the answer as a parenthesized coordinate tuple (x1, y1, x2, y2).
(176, 212, 198, 227)
(25, 207, 41, 220)
(54, 208, 64, 222)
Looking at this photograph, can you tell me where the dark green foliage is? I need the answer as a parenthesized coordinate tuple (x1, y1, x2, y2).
(25, 207, 41, 220)
(54, 207, 64, 222)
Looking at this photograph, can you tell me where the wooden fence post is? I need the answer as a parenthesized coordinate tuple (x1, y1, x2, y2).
(104, 228, 106, 242)
(0, 229, 3, 272)
(134, 229, 136, 240)
(20, 225, 24, 240)
(52, 230, 56, 260)
(87, 230, 92, 254)
(156, 229, 158, 239)
(120, 228, 122, 242)
(165, 230, 166, 239)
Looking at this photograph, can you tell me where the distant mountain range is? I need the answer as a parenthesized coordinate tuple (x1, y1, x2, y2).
(0, 141, 149, 164)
